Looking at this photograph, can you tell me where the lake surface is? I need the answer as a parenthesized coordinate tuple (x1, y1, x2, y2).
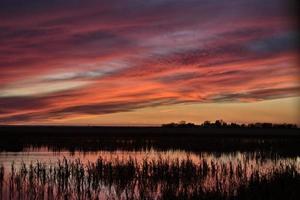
(0, 139, 300, 200)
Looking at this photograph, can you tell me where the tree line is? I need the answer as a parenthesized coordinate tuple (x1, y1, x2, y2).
(162, 120, 298, 129)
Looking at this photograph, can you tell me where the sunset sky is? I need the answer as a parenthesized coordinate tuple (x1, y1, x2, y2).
(0, 0, 299, 125)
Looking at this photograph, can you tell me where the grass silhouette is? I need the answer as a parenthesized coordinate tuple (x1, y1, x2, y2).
(1, 156, 299, 200)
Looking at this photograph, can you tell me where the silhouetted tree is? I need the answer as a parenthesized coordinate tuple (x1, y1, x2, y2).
(162, 120, 298, 129)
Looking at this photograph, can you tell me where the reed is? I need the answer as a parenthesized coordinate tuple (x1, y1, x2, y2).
(1, 156, 299, 200)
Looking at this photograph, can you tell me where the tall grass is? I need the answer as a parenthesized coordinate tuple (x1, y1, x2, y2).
(0, 156, 299, 200)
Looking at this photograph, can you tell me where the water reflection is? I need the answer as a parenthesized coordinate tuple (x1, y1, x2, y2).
(0, 147, 299, 200)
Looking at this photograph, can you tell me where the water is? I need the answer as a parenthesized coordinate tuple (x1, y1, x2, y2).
(0, 139, 300, 200)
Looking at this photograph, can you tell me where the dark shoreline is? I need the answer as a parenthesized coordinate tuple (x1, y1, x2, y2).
(1, 125, 300, 138)
(1, 126, 300, 156)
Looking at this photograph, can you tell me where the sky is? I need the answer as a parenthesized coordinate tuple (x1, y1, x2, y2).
(0, 0, 299, 125)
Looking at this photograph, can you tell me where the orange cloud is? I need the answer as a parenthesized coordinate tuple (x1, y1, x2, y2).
(0, 0, 299, 124)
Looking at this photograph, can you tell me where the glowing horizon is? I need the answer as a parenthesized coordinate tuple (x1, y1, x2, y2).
(0, 0, 299, 125)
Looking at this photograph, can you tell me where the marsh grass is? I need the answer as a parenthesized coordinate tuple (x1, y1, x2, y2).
(0, 156, 299, 200)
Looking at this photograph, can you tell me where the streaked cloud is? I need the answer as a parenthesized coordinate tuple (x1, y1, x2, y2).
(0, 0, 298, 124)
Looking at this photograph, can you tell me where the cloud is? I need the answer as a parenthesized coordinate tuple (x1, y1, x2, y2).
(207, 86, 300, 102)
(0, 0, 299, 124)
(0, 97, 185, 123)
(0, 96, 49, 114)
(247, 31, 299, 55)
(0, 81, 89, 97)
